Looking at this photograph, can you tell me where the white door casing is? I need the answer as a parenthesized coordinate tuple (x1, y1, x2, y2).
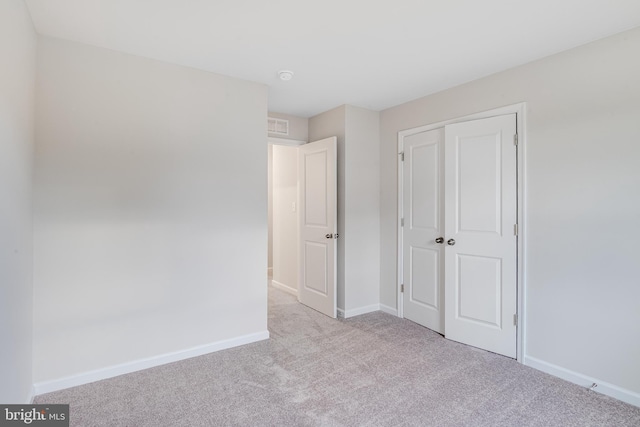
(402, 128, 445, 334)
(444, 114, 518, 358)
(298, 137, 338, 318)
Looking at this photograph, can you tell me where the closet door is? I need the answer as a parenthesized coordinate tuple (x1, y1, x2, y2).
(443, 114, 518, 358)
(402, 128, 445, 334)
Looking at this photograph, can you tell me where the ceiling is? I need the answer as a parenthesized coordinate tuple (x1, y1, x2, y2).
(24, 0, 640, 118)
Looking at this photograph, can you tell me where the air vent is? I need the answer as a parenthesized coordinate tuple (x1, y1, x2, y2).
(268, 117, 289, 135)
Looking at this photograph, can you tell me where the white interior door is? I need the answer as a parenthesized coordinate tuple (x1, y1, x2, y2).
(444, 114, 517, 358)
(402, 128, 445, 333)
(298, 137, 337, 318)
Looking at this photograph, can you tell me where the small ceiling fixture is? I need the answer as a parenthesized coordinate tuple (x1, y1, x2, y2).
(278, 70, 294, 81)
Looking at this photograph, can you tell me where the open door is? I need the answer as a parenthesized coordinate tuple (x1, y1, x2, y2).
(298, 137, 337, 318)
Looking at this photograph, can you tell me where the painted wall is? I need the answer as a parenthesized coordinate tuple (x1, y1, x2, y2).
(309, 105, 380, 315)
(271, 145, 299, 293)
(0, 0, 36, 404)
(343, 106, 380, 314)
(33, 37, 268, 385)
(268, 111, 309, 142)
(380, 27, 640, 398)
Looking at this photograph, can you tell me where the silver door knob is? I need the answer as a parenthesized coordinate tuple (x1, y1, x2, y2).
(447, 239, 456, 246)
(325, 234, 333, 239)
(435, 237, 444, 244)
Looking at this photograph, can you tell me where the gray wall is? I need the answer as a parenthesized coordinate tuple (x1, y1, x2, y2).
(309, 105, 380, 315)
(380, 27, 640, 396)
(343, 106, 380, 313)
(0, 0, 37, 404)
(33, 37, 269, 385)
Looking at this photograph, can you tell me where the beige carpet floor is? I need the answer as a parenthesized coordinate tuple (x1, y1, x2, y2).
(35, 284, 640, 426)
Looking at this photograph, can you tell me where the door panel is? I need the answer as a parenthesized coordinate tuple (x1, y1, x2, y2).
(444, 114, 517, 358)
(456, 254, 501, 327)
(457, 135, 501, 234)
(298, 137, 337, 318)
(411, 142, 440, 230)
(303, 242, 328, 295)
(402, 128, 445, 333)
(304, 151, 328, 226)
(410, 247, 439, 309)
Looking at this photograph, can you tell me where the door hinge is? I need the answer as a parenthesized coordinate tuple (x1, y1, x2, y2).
(401, 218, 404, 227)
(514, 224, 518, 236)
(400, 284, 404, 293)
(399, 152, 405, 161)
(513, 314, 518, 326)
(514, 134, 518, 146)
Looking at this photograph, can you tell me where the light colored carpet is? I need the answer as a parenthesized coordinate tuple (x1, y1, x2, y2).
(35, 285, 640, 426)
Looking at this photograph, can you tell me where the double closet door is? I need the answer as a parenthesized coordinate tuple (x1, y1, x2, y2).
(401, 114, 518, 358)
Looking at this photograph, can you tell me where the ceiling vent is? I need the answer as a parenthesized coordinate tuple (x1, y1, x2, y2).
(268, 117, 289, 135)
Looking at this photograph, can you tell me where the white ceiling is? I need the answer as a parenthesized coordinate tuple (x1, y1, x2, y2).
(25, 0, 640, 118)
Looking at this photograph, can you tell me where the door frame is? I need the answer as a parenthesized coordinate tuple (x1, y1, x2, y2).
(268, 137, 307, 147)
(396, 103, 527, 362)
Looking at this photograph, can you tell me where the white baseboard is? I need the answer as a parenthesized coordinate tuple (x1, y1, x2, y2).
(338, 304, 397, 319)
(33, 331, 269, 396)
(341, 304, 381, 319)
(380, 304, 398, 316)
(524, 355, 640, 408)
(271, 279, 298, 296)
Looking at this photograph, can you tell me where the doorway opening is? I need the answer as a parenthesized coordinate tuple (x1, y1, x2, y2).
(268, 138, 305, 297)
(267, 136, 338, 318)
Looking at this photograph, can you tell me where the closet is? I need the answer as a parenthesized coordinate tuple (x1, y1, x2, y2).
(400, 114, 518, 358)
